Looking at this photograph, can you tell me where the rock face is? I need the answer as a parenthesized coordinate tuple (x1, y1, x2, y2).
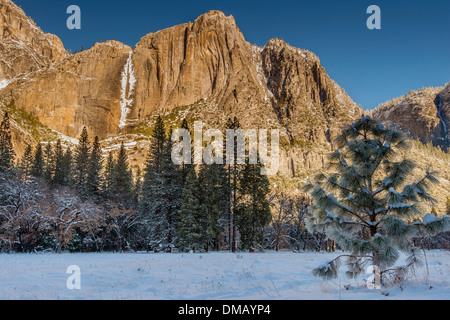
(261, 38, 361, 145)
(437, 84, 450, 148)
(130, 11, 361, 177)
(0, 4, 363, 176)
(4, 41, 132, 139)
(1, 7, 362, 144)
(0, 0, 66, 81)
(131, 12, 361, 137)
(372, 84, 450, 151)
(132, 11, 267, 122)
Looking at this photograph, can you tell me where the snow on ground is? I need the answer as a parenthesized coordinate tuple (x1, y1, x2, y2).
(0, 251, 448, 300)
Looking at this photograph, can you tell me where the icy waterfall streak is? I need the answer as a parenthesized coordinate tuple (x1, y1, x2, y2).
(119, 51, 136, 130)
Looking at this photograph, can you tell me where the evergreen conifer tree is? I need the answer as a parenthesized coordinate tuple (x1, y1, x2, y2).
(43, 142, 53, 182)
(198, 163, 224, 251)
(303, 116, 450, 284)
(61, 147, 73, 187)
(133, 167, 142, 207)
(74, 127, 90, 198)
(140, 120, 182, 252)
(103, 151, 115, 198)
(51, 139, 65, 186)
(140, 116, 167, 250)
(179, 118, 191, 184)
(235, 161, 272, 251)
(31, 143, 44, 178)
(160, 129, 183, 250)
(222, 117, 243, 252)
(111, 142, 134, 208)
(86, 136, 103, 202)
(19, 144, 34, 180)
(178, 167, 208, 252)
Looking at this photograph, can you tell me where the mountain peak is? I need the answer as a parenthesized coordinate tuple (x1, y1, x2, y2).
(196, 10, 234, 22)
(264, 38, 320, 65)
(372, 84, 450, 150)
(0, 0, 66, 80)
(191, 10, 238, 32)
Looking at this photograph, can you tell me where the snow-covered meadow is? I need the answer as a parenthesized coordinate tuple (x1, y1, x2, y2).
(0, 251, 448, 300)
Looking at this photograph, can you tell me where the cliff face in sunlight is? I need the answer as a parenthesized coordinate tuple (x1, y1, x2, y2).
(0, 0, 448, 214)
(372, 84, 450, 151)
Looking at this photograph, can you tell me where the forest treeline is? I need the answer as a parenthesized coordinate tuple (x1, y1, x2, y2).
(0, 113, 330, 253)
(1, 112, 449, 254)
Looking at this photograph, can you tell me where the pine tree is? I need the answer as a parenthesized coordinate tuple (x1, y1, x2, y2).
(149, 116, 166, 172)
(43, 142, 53, 182)
(103, 151, 115, 194)
(178, 167, 208, 252)
(140, 116, 167, 250)
(222, 117, 243, 252)
(235, 161, 271, 251)
(198, 163, 224, 251)
(74, 126, 90, 198)
(179, 118, 191, 185)
(303, 116, 450, 284)
(31, 143, 44, 178)
(140, 116, 166, 212)
(111, 142, 134, 208)
(61, 148, 73, 187)
(140, 121, 182, 252)
(19, 144, 34, 180)
(133, 167, 142, 207)
(159, 130, 183, 250)
(51, 139, 65, 186)
(86, 136, 103, 202)
(0, 112, 15, 173)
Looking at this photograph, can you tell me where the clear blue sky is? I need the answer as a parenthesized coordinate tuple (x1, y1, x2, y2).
(14, 0, 450, 110)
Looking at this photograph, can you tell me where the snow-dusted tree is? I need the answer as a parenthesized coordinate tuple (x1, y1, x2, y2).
(222, 117, 243, 252)
(101, 204, 139, 252)
(133, 167, 142, 207)
(18, 144, 34, 180)
(178, 167, 208, 252)
(73, 127, 90, 198)
(198, 163, 224, 251)
(43, 142, 53, 182)
(102, 151, 115, 198)
(140, 116, 165, 222)
(141, 119, 182, 252)
(0, 177, 44, 252)
(235, 162, 271, 251)
(179, 118, 191, 185)
(43, 186, 101, 253)
(267, 193, 309, 251)
(303, 116, 450, 285)
(86, 136, 103, 202)
(51, 139, 65, 186)
(31, 143, 44, 178)
(287, 196, 314, 251)
(61, 147, 73, 187)
(110, 142, 134, 208)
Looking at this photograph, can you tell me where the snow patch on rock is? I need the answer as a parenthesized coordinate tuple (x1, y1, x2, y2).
(0, 79, 11, 90)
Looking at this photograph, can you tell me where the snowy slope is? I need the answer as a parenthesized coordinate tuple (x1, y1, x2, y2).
(0, 251, 448, 300)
